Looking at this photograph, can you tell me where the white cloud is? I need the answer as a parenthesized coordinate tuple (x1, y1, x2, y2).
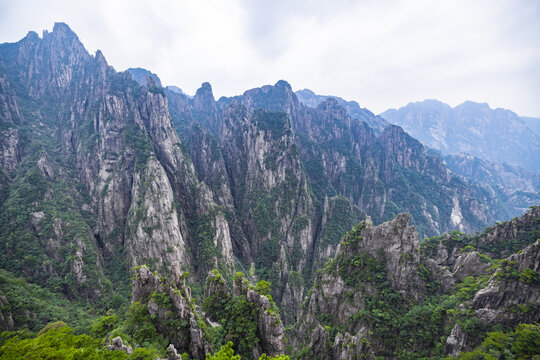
(0, 0, 539, 116)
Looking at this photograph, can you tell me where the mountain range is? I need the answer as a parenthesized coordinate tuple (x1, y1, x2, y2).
(0, 23, 538, 360)
(380, 100, 540, 172)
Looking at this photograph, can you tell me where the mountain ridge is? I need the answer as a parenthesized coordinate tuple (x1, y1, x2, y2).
(0, 22, 538, 360)
(380, 99, 540, 172)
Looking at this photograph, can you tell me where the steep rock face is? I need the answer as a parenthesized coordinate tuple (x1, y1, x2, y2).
(444, 153, 540, 218)
(444, 324, 471, 357)
(295, 88, 389, 134)
(304, 324, 376, 360)
(132, 265, 212, 359)
(192, 82, 221, 136)
(363, 124, 503, 235)
(332, 329, 376, 360)
(186, 123, 246, 259)
(451, 251, 491, 281)
(0, 294, 14, 331)
(0, 75, 22, 202)
(0, 23, 234, 300)
(422, 207, 540, 290)
(124, 157, 188, 268)
(473, 206, 540, 258)
(472, 241, 540, 326)
(233, 275, 285, 357)
(165, 87, 194, 136)
(166, 82, 221, 138)
(381, 100, 540, 172)
(313, 196, 362, 270)
(349, 214, 426, 298)
(292, 215, 449, 359)
(220, 102, 317, 320)
(177, 79, 509, 322)
(238, 82, 506, 237)
(203, 270, 285, 359)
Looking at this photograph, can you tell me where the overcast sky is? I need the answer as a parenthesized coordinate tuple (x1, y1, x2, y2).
(1, 0, 539, 116)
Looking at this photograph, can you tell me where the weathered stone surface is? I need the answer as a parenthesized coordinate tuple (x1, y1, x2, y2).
(333, 329, 375, 360)
(107, 336, 133, 354)
(167, 344, 181, 360)
(132, 265, 211, 359)
(219, 100, 317, 321)
(444, 324, 468, 356)
(474, 206, 540, 258)
(472, 241, 540, 326)
(0, 295, 14, 331)
(308, 325, 331, 359)
(0, 22, 235, 291)
(233, 275, 285, 357)
(292, 214, 451, 359)
(452, 251, 491, 281)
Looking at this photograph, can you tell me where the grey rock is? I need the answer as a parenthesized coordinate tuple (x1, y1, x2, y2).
(472, 241, 540, 326)
(0, 295, 14, 331)
(132, 265, 211, 359)
(292, 214, 451, 358)
(444, 324, 468, 356)
(107, 336, 133, 354)
(233, 275, 285, 356)
(167, 344, 181, 360)
(333, 329, 375, 360)
(452, 251, 491, 281)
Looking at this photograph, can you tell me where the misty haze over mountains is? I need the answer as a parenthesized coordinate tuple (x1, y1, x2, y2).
(380, 100, 540, 172)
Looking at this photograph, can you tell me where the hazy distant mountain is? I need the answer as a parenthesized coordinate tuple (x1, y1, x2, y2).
(295, 88, 389, 134)
(126, 67, 162, 87)
(165, 85, 186, 95)
(380, 100, 540, 172)
(444, 153, 540, 217)
(522, 116, 540, 137)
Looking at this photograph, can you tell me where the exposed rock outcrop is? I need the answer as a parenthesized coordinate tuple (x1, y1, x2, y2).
(292, 214, 450, 359)
(107, 336, 133, 354)
(0, 294, 14, 331)
(0, 22, 235, 299)
(132, 265, 212, 359)
(333, 329, 375, 360)
(234, 274, 284, 357)
(204, 270, 285, 358)
(444, 324, 469, 357)
(473, 206, 540, 258)
(451, 251, 491, 281)
(220, 102, 317, 321)
(472, 241, 540, 326)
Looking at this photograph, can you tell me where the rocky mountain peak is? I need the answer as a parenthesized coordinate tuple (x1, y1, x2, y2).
(274, 79, 293, 90)
(291, 214, 450, 358)
(94, 49, 107, 64)
(126, 67, 162, 87)
(241, 80, 300, 118)
(194, 82, 215, 102)
(23, 31, 40, 42)
(51, 22, 77, 37)
(191, 82, 220, 135)
(316, 97, 343, 112)
(44, 21, 87, 57)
